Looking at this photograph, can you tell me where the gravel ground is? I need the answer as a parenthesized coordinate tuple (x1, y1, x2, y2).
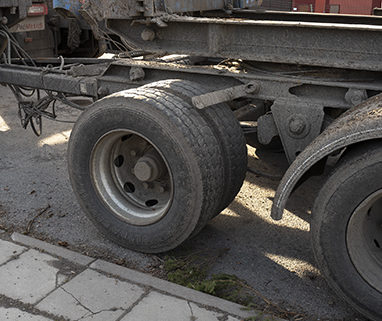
(0, 85, 365, 320)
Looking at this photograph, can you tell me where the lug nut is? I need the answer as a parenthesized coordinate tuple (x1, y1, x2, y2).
(134, 156, 161, 182)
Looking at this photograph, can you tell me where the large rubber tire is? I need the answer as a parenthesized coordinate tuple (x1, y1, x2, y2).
(312, 142, 382, 321)
(143, 80, 248, 218)
(68, 87, 224, 253)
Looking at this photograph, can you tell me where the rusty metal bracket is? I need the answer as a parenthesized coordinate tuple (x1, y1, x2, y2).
(271, 98, 325, 163)
(192, 82, 259, 109)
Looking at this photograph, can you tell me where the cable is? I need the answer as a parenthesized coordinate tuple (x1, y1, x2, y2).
(1, 25, 83, 134)
(0, 30, 11, 64)
(80, 7, 133, 52)
(1, 24, 37, 66)
(1, 24, 89, 136)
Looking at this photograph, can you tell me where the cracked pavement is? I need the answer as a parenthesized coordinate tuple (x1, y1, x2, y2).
(0, 234, 250, 321)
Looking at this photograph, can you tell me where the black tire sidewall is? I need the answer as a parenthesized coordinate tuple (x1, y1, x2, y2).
(312, 147, 382, 320)
(68, 97, 204, 253)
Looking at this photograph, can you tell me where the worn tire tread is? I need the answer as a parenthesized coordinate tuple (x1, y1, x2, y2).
(144, 79, 247, 217)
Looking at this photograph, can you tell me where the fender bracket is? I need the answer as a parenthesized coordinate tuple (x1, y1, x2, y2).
(271, 93, 382, 220)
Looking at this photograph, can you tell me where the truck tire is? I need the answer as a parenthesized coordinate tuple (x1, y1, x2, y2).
(312, 142, 382, 321)
(143, 79, 248, 218)
(67, 87, 224, 253)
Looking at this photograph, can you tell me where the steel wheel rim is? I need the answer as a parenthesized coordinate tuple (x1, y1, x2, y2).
(90, 130, 173, 226)
(347, 190, 382, 292)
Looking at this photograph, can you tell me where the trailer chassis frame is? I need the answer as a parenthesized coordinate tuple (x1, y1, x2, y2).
(1, 57, 381, 162)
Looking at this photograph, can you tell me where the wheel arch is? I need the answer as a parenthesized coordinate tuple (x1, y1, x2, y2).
(271, 93, 382, 220)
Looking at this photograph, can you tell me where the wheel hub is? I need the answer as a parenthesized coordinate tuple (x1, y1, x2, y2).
(90, 130, 173, 226)
(134, 152, 164, 182)
(347, 190, 382, 293)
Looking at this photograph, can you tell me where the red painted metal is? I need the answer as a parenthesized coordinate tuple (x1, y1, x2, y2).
(293, 0, 314, 11)
(315, 0, 329, 12)
(27, 3, 48, 16)
(329, 0, 380, 15)
(293, 0, 381, 14)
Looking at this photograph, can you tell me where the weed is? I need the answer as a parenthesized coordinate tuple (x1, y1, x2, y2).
(164, 254, 304, 321)
(164, 254, 253, 305)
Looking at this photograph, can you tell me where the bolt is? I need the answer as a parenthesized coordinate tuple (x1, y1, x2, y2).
(143, 182, 149, 189)
(351, 94, 363, 105)
(158, 186, 165, 193)
(289, 116, 306, 135)
(130, 150, 137, 157)
(141, 28, 156, 41)
(134, 160, 154, 182)
(130, 67, 145, 81)
(1, 16, 8, 25)
(134, 156, 160, 182)
(244, 82, 259, 94)
(98, 87, 109, 97)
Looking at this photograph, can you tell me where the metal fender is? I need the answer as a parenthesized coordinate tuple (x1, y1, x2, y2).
(271, 93, 382, 220)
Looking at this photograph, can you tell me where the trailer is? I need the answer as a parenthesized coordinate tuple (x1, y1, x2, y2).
(0, 1, 381, 320)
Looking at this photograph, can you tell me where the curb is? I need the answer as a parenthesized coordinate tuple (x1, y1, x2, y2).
(90, 259, 255, 319)
(11, 233, 95, 266)
(11, 232, 282, 321)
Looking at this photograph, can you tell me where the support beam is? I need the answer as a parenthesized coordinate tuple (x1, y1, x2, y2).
(0, 65, 98, 97)
(108, 15, 382, 72)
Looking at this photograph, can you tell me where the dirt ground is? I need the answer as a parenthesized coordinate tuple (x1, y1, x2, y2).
(0, 85, 365, 320)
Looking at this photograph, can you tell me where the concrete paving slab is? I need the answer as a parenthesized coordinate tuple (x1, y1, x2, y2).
(0, 249, 67, 304)
(37, 287, 92, 320)
(0, 307, 52, 321)
(121, 291, 224, 321)
(0, 239, 26, 265)
(37, 269, 145, 321)
(36, 287, 126, 321)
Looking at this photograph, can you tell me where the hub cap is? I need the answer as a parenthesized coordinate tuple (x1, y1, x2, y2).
(347, 190, 382, 292)
(90, 130, 173, 226)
